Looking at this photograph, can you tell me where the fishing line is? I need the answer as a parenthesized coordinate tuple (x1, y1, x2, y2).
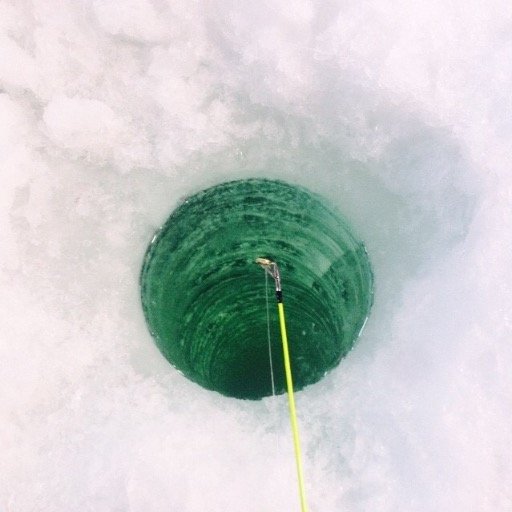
(265, 268, 276, 397)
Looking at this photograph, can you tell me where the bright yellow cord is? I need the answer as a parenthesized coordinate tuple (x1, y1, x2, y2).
(278, 302, 308, 512)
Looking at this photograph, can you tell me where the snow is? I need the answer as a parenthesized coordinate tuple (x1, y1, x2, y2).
(1, 1, 512, 510)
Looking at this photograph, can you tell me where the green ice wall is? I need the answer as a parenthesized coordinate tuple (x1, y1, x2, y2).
(140, 179, 373, 400)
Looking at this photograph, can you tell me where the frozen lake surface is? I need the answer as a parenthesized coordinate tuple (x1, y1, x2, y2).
(1, 1, 512, 510)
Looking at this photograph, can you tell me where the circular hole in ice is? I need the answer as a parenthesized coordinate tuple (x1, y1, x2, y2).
(140, 178, 373, 399)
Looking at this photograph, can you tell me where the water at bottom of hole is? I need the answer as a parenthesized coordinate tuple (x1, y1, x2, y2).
(140, 178, 373, 399)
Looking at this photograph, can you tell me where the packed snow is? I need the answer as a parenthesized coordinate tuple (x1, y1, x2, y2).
(1, 1, 512, 510)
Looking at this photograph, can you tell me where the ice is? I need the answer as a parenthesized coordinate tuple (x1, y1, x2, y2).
(1, 1, 512, 511)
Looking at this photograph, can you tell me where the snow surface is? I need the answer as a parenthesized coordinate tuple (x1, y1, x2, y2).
(1, 1, 512, 511)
